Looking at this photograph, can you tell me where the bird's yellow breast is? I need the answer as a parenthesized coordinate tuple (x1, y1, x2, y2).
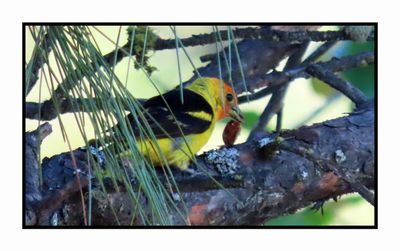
(133, 120, 215, 170)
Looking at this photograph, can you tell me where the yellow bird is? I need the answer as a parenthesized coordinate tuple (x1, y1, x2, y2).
(110, 77, 244, 170)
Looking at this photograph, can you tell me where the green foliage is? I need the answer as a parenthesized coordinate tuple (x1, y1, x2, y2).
(311, 78, 337, 97)
(310, 41, 375, 98)
(241, 111, 275, 132)
(127, 26, 159, 75)
(241, 111, 260, 131)
(265, 196, 364, 226)
(341, 41, 375, 98)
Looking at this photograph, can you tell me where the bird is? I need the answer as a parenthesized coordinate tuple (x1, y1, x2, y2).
(101, 77, 244, 171)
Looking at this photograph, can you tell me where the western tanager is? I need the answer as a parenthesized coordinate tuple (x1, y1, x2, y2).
(108, 77, 244, 170)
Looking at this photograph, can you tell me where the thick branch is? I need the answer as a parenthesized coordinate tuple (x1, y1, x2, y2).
(25, 122, 52, 201)
(25, 101, 375, 226)
(25, 98, 146, 121)
(153, 27, 374, 50)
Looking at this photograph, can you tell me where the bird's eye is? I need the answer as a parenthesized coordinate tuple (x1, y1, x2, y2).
(226, 93, 234, 102)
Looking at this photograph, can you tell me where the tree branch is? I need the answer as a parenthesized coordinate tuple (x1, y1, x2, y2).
(25, 98, 146, 121)
(238, 51, 374, 104)
(153, 27, 374, 50)
(306, 64, 368, 107)
(25, 101, 375, 226)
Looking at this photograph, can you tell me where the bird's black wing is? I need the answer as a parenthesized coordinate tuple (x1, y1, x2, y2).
(124, 89, 214, 139)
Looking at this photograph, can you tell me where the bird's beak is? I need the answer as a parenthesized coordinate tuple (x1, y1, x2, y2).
(229, 105, 245, 123)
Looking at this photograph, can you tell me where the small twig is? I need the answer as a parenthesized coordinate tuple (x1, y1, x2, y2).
(276, 110, 283, 132)
(199, 53, 217, 62)
(248, 43, 310, 140)
(306, 64, 368, 106)
(302, 41, 338, 65)
(247, 89, 287, 140)
(237, 84, 279, 103)
(273, 42, 311, 131)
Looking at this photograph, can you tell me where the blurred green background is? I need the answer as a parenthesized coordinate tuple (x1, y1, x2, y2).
(25, 25, 375, 226)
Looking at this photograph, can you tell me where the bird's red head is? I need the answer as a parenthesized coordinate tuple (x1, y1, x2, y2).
(196, 78, 244, 122)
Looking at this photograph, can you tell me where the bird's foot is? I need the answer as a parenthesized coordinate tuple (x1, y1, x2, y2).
(311, 196, 339, 215)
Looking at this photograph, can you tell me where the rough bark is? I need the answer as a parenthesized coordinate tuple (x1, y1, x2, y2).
(24, 101, 375, 226)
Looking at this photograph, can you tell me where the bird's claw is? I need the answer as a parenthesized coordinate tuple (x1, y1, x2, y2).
(311, 196, 340, 215)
